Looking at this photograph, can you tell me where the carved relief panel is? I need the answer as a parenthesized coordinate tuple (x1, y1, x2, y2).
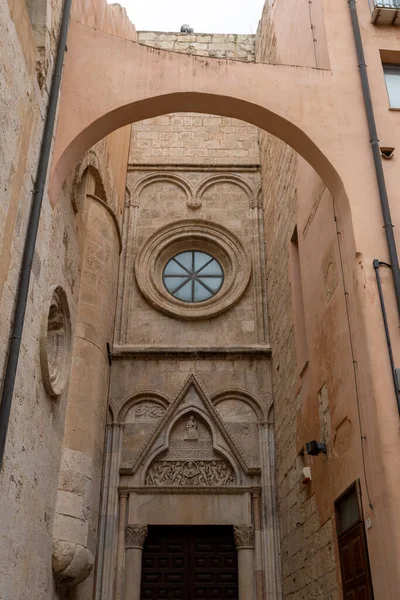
(119, 377, 261, 489)
(145, 413, 236, 487)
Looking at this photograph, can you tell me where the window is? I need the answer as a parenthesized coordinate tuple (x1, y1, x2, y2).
(163, 251, 224, 303)
(383, 64, 400, 108)
(135, 220, 250, 319)
(290, 228, 308, 374)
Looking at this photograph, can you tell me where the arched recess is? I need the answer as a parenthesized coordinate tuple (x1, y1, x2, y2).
(196, 174, 256, 209)
(132, 173, 194, 208)
(71, 149, 111, 209)
(211, 389, 265, 422)
(118, 390, 171, 423)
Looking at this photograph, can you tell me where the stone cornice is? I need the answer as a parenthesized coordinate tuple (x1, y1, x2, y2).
(128, 163, 260, 172)
(112, 345, 271, 360)
(119, 485, 261, 495)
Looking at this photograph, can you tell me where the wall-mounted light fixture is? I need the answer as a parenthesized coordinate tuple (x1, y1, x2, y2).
(305, 441, 327, 456)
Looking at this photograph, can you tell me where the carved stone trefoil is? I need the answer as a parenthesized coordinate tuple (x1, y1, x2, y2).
(233, 525, 255, 549)
(125, 525, 148, 550)
(145, 459, 235, 487)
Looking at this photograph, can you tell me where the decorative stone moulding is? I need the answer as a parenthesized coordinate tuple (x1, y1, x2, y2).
(52, 541, 94, 587)
(125, 525, 148, 549)
(135, 220, 251, 319)
(40, 285, 71, 396)
(233, 525, 255, 549)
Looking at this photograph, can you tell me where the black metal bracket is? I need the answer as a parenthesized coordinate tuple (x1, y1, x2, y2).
(107, 342, 113, 367)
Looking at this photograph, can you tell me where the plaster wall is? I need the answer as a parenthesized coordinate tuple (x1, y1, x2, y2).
(257, 1, 400, 598)
(255, 0, 329, 68)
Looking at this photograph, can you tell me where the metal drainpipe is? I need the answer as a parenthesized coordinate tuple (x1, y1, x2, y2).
(348, 0, 400, 320)
(373, 260, 400, 413)
(0, 0, 72, 467)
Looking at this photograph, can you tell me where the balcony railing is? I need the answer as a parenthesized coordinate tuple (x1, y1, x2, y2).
(369, 0, 400, 24)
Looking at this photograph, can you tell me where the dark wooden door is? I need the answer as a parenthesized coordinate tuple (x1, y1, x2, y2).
(140, 526, 238, 600)
(338, 523, 374, 600)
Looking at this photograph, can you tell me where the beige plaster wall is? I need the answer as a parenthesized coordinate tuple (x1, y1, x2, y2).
(255, 0, 329, 69)
(257, 1, 400, 598)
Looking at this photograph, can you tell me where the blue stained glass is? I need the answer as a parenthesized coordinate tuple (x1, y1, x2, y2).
(194, 280, 213, 302)
(197, 260, 222, 276)
(197, 277, 222, 293)
(163, 251, 224, 303)
(174, 281, 193, 301)
(164, 276, 190, 294)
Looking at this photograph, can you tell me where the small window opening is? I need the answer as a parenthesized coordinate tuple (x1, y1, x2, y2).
(290, 227, 308, 375)
(383, 64, 400, 109)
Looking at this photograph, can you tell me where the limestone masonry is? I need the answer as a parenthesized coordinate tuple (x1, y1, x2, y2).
(1, 0, 400, 599)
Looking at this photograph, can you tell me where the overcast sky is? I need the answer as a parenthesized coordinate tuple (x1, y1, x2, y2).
(110, 0, 266, 34)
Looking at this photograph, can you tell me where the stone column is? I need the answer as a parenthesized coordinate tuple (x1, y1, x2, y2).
(52, 170, 122, 588)
(234, 525, 256, 600)
(252, 489, 264, 600)
(259, 418, 283, 599)
(114, 492, 128, 600)
(123, 525, 148, 600)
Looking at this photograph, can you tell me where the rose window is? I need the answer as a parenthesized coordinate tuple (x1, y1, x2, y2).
(163, 251, 224, 303)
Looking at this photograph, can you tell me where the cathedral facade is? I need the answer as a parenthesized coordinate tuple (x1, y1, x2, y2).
(1, 0, 400, 599)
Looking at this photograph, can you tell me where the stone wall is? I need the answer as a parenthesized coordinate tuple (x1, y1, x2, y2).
(138, 31, 255, 61)
(0, 1, 135, 599)
(256, 4, 339, 599)
(131, 32, 259, 166)
(130, 114, 260, 166)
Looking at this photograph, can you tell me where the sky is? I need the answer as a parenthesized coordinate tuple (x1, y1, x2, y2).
(110, 0, 266, 35)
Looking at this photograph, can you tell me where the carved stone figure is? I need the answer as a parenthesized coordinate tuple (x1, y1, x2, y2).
(145, 459, 235, 487)
(184, 414, 198, 440)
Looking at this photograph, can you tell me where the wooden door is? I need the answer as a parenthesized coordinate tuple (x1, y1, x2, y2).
(140, 526, 238, 600)
(338, 523, 374, 600)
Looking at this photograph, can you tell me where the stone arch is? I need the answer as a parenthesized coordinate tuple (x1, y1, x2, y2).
(118, 390, 171, 423)
(51, 25, 349, 210)
(71, 149, 111, 208)
(196, 174, 256, 209)
(211, 389, 265, 421)
(132, 173, 194, 208)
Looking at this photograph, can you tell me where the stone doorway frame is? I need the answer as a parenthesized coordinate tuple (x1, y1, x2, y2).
(116, 489, 264, 600)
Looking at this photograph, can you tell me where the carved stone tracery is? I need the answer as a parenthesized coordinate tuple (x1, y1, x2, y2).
(134, 403, 166, 419)
(125, 525, 148, 549)
(145, 459, 235, 487)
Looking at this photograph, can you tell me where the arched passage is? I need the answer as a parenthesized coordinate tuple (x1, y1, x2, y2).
(51, 21, 350, 206)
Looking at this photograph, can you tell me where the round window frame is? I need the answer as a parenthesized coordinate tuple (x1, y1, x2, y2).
(135, 220, 251, 320)
(162, 250, 224, 304)
(40, 285, 72, 397)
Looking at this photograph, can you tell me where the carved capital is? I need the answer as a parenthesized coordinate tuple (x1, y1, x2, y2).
(233, 525, 255, 549)
(125, 525, 148, 549)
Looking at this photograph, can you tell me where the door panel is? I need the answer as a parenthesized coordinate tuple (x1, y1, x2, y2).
(338, 523, 373, 600)
(141, 526, 238, 600)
